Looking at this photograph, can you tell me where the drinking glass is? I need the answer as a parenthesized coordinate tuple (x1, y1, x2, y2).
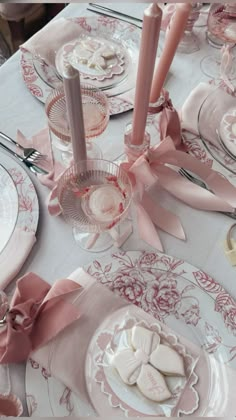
(45, 84, 110, 165)
(57, 159, 133, 252)
(201, 4, 236, 80)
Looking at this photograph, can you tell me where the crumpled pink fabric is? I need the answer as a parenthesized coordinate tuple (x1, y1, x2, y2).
(0, 272, 82, 364)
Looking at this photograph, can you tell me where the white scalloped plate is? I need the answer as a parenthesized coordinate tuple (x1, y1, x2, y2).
(26, 250, 236, 417)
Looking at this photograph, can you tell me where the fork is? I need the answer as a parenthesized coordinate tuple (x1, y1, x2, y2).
(179, 168, 236, 219)
(0, 131, 47, 164)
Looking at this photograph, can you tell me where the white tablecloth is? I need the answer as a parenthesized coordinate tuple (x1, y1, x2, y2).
(0, 3, 235, 416)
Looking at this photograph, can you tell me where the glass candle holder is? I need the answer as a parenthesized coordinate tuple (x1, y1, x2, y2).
(45, 84, 109, 165)
(124, 122, 151, 162)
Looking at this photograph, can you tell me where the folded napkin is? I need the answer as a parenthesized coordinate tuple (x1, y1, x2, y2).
(0, 229, 36, 291)
(21, 18, 84, 67)
(180, 82, 236, 152)
(180, 82, 215, 135)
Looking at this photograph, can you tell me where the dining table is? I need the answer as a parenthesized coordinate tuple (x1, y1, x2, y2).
(0, 2, 236, 417)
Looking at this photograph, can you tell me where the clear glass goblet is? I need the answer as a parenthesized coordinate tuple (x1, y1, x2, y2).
(201, 4, 236, 80)
(57, 159, 133, 252)
(45, 84, 110, 166)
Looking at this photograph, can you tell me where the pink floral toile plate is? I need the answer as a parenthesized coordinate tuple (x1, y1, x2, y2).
(26, 251, 236, 417)
(0, 154, 39, 248)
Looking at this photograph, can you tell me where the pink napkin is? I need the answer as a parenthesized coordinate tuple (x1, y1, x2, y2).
(21, 17, 86, 67)
(180, 82, 215, 135)
(30, 268, 236, 416)
(0, 228, 36, 291)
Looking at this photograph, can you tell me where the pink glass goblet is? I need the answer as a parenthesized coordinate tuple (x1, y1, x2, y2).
(201, 4, 236, 80)
(57, 159, 133, 252)
(45, 84, 110, 166)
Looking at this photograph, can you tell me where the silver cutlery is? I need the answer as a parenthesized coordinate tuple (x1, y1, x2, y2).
(0, 142, 48, 175)
(87, 7, 142, 29)
(88, 3, 143, 23)
(0, 131, 47, 164)
(179, 168, 236, 220)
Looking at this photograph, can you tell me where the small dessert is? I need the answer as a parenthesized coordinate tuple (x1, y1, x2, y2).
(150, 344, 185, 377)
(112, 325, 186, 403)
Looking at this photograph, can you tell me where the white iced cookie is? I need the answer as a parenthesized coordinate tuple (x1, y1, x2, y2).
(112, 348, 141, 385)
(149, 344, 185, 377)
(88, 55, 107, 70)
(137, 364, 172, 402)
(131, 325, 160, 355)
(112, 325, 186, 403)
(101, 48, 116, 60)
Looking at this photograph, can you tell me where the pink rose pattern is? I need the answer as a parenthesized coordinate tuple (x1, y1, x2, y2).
(8, 167, 38, 232)
(87, 251, 236, 363)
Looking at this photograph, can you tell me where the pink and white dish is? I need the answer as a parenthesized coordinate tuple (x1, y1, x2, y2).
(0, 164, 18, 254)
(26, 250, 236, 417)
(0, 153, 39, 289)
(20, 16, 141, 116)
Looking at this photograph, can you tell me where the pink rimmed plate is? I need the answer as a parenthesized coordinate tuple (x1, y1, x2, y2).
(26, 250, 236, 417)
(0, 164, 18, 253)
(0, 154, 39, 234)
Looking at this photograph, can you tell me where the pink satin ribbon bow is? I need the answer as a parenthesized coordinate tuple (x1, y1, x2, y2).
(122, 136, 236, 251)
(0, 273, 81, 363)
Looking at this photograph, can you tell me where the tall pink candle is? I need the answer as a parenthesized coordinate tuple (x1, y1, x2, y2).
(150, 3, 192, 103)
(62, 63, 87, 162)
(131, 3, 162, 145)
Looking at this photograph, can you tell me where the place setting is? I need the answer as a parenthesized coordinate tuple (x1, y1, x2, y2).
(20, 14, 141, 116)
(1, 2, 236, 418)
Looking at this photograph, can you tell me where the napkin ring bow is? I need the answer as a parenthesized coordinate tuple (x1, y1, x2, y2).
(0, 273, 82, 364)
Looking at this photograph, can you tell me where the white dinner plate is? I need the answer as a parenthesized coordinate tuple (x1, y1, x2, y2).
(26, 250, 236, 417)
(0, 164, 18, 254)
(0, 153, 39, 249)
(20, 16, 141, 116)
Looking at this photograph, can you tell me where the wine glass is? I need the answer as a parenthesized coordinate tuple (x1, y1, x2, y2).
(201, 4, 236, 80)
(45, 84, 110, 166)
(57, 159, 133, 252)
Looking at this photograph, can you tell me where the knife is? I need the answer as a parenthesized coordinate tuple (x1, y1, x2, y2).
(0, 142, 49, 175)
(88, 3, 143, 23)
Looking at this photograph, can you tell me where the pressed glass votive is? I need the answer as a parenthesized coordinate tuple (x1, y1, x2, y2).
(124, 122, 151, 162)
(45, 85, 109, 164)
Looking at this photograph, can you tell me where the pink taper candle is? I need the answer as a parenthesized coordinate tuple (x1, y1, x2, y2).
(62, 63, 87, 162)
(131, 3, 162, 145)
(150, 3, 192, 103)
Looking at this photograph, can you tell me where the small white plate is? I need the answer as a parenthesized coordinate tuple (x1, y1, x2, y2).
(0, 153, 39, 260)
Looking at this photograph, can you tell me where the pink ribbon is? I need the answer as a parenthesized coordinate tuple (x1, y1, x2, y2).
(122, 136, 236, 251)
(158, 90, 185, 151)
(0, 273, 82, 363)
